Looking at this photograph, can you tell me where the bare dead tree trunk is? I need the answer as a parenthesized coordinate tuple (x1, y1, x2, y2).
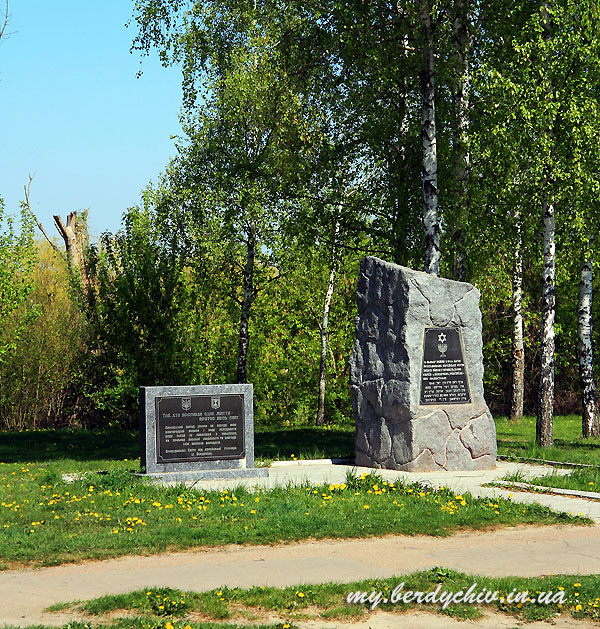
(578, 238, 599, 437)
(236, 221, 256, 384)
(53, 211, 89, 289)
(316, 210, 341, 426)
(450, 0, 471, 282)
(510, 209, 524, 421)
(419, 1, 440, 276)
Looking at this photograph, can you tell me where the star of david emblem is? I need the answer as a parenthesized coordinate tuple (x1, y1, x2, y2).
(437, 331, 448, 357)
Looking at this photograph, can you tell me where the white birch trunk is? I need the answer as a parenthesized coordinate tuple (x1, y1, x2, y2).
(536, 194, 555, 446)
(451, 0, 471, 282)
(578, 242, 599, 437)
(236, 222, 256, 384)
(510, 210, 524, 420)
(419, 2, 440, 276)
(536, 2, 555, 447)
(316, 213, 341, 425)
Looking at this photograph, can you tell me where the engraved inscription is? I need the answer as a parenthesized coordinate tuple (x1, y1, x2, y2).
(420, 327, 471, 405)
(156, 394, 245, 462)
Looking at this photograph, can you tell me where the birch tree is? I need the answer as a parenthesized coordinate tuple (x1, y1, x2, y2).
(316, 209, 341, 426)
(578, 239, 598, 437)
(418, 0, 441, 276)
(511, 208, 525, 420)
(449, 0, 473, 282)
(134, 1, 321, 384)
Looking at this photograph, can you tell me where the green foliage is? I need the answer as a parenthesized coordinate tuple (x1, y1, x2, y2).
(85, 189, 205, 425)
(2, 2, 600, 432)
(0, 204, 54, 429)
(0, 201, 36, 364)
(0, 240, 86, 430)
(248, 253, 357, 425)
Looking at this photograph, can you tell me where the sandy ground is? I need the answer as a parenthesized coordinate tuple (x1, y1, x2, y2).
(31, 609, 600, 628)
(296, 609, 600, 628)
(1, 525, 599, 627)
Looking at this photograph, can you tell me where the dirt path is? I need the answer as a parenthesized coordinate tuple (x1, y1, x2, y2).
(1, 525, 599, 627)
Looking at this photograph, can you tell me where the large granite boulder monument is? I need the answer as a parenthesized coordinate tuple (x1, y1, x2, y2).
(350, 257, 497, 471)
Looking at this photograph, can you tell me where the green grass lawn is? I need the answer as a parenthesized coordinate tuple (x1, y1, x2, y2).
(0, 465, 582, 569)
(0, 417, 597, 570)
(499, 467, 600, 493)
(495, 414, 600, 466)
(31, 570, 600, 628)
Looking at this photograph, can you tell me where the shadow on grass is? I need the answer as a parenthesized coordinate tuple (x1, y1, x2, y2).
(0, 428, 139, 463)
(255, 426, 354, 460)
(0, 425, 355, 464)
(498, 438, 600, 466)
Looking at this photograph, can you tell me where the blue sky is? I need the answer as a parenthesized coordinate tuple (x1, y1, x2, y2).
(0, 1, 183, 239)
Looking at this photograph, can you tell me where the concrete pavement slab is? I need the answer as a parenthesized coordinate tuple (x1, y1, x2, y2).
(0, 525, 599, 627)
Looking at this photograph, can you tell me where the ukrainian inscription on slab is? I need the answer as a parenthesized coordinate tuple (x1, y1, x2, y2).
(156, 394, 244, 463)
(420, 327, 471, 405)
(140, 384, 268, 481)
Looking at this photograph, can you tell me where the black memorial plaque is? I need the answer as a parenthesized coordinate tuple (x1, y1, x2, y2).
(420, 327, 471, 405)
(155, 394, 245, 463)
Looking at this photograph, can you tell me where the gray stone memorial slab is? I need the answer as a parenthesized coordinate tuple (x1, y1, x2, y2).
(140, 384, 268, 481)
(349, 257, 497, 472)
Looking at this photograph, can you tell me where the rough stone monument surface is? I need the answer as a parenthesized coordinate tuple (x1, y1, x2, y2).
(140, 384, 268, 481)
(350, 257, 497, 471)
